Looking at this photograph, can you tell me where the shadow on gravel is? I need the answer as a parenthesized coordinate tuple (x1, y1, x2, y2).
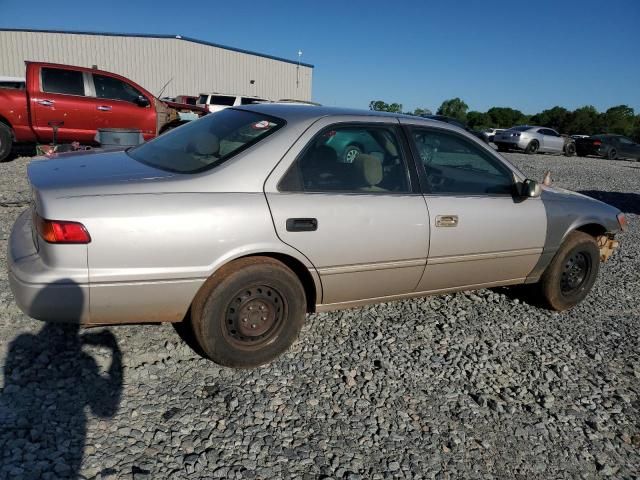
(0, 281, 123, 479)
(578, 190, 640, 215)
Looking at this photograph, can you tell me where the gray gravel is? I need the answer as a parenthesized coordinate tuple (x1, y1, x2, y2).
(0, 152, 638, 479)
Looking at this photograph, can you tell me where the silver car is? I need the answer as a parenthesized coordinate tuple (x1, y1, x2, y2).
(8, 105, 626, 367)
(494, 125, 574, 155)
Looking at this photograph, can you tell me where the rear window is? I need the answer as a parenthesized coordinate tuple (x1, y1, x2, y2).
(511, 126, 532, 132)
(41, 68, 85, 96)
(127, 109, 284, 174)
(209, 95, 236, 106)
(241, 97, 266, 105)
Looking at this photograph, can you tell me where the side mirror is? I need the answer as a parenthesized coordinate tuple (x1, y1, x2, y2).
(135, 95, 150, 107)
(521, 179, 541, 198)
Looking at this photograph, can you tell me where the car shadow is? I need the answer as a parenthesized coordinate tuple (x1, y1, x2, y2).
(0, 280, 123, 478)
(578, 190, 640, 215)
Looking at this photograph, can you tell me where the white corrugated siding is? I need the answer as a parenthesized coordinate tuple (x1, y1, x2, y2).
(0, 31, 313, 100)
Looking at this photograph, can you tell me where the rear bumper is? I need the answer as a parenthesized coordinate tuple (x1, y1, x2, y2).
(494, 137, 527, 150)
(8, 210, 90, 323)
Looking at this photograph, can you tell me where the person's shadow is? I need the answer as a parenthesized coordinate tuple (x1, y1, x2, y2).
(0, 280, 123, 479)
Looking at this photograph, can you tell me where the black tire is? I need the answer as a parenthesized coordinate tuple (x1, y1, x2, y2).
(538, 231, 600, 311)
(564, 142, 576, 157)
(525, 140, 539, 155)
(496, 143, 509, 152)
(190, 257, 306, 368)
(0, 123, 13, 162)
(607, 148, 617, 160)
(343, 145, 362, 163)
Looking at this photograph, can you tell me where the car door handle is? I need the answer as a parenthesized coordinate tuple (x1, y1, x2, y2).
(286, 218, 318, 232)
(37, 99, 54, 107)
(97, 105, 112, 111)
(435, 215, 458, 227)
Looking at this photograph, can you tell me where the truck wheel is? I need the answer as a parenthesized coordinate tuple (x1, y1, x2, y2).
(189, 257, 306, 368)
(538, 231, 600, 311)
(564, 142, 576, 157)
(525, 140, 539, 154)
(0, 123, 13, 162)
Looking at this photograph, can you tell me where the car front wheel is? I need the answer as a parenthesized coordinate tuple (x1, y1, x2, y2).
(538, 231, 600, 311)
(189, 257, 306, 367)
(564, 142, 576, 157)
(525, 140, 539, 154)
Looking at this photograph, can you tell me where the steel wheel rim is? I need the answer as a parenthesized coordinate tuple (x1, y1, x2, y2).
(560, 251, 591, 295)
(224, 285, 286, 348)
(345, 148, 359, 163)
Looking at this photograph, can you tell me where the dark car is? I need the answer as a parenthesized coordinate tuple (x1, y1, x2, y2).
(575, 134, 640, 161)
(422, 115, 488, 143)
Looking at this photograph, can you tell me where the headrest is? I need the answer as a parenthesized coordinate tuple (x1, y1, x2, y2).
(187, 132, 219, 156)
(355, 154, 383, 187)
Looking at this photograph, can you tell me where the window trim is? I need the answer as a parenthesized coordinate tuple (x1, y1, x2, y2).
(404, 125, 518, 197)
(40, 66, 86, 97)
(277, 121, 421, 195)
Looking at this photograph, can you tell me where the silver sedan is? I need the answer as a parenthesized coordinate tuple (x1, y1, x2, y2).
(8, 105, 626, 367)
(494, 125, 574, 155)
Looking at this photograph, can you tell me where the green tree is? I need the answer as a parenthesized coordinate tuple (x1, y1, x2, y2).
(369, 100, 403, 113)
(566, 105, 601, 135)
(485, 107, 528, 128)
(436, 97, 468, 121)
(466, 111, 489, 129)
(411, 107, 432, 116)
(530, 106, 571, 133)
(602, 105, 635, 136)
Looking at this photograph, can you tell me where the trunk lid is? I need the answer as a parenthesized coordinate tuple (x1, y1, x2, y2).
(28, 150, 176, 198)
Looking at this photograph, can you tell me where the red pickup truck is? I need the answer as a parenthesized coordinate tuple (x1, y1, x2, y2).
(0, 61, 205, 161)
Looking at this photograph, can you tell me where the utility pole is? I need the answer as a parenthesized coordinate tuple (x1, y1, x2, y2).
(296, 50, 302, 89)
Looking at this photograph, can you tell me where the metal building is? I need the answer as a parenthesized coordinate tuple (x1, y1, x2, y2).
(0, 28, 313, 101)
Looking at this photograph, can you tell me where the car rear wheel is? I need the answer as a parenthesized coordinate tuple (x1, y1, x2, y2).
(525, 140, 539, 155)
(0, 123, 13, 162)
(496, 144, 509, 152)
(189, 256, 306, 367)
(607, 148, 617, 160)
(564, 142, 576, 157)
(538, 231, 600, 311)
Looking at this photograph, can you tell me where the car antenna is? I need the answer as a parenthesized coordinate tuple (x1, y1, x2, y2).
(156, 78, 173, 99)
(542, 170, 552, 186)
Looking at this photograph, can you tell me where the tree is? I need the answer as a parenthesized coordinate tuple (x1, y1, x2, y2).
(369, 100, 403, 113)
(566, 105, 601, 135)
(466, 111, 489, 129)
(485, 107, 528, 128)
(602, 105, 635, 136)
(530, 106, 571, 133)
(411, 107, 432, 116)
(436, 97, 468, 121)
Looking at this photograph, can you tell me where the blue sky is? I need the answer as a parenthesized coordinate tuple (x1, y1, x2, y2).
(1, 0, 638, 114)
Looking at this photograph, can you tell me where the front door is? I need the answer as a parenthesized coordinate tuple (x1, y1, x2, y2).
(404, 124, 546, 292)
(540, 128, 565, 153)
(265, 119, 430, 307)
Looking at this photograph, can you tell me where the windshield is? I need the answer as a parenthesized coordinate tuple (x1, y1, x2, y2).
(197, 94, 208, 104)
(127, 109, 285, 174)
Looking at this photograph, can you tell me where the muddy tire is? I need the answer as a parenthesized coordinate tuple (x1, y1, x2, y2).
(0, 123, 13, 162)
(538, 231, 600, 311)
(190, 257, 306, 368)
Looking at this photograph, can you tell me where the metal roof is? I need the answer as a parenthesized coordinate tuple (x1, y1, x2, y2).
(0, 28, 314, 68)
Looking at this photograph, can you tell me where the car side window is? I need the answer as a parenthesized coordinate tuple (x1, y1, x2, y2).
(619, 137, 633, 145)
(411, 128, 514, 195)
(93, 74, 144, 103)
(279, 125, 411, 193)
(41, 68, 85, 96)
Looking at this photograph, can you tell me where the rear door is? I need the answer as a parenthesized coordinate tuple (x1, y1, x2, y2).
(264, 117, 429, 307)
(30, 66, 98, 143)
(403, 123, 546, 292)
(89, 73, 156, 139)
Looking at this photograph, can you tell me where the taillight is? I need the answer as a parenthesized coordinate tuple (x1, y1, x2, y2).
(34, 213, 91, 244)
(617, 213, 628, 232)
(593, 140, 602, 146)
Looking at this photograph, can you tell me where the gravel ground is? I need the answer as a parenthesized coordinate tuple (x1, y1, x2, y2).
(0, 152, 638, 479)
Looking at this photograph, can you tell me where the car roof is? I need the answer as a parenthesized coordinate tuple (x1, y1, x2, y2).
(233, 103, 434, 125)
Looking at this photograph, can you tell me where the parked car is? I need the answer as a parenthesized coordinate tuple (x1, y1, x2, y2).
(422, 115, 489, 143)
(0, 62, 207, 162)
(575, 134, 640, 161)
(494, 126, 576, 155)
(483, 128, 505, 142)
(0, 75, 25, 89)
(571, 134, 590, 139)
(175, 95, 197, 106)
(9, 105, 625, 367)
(196, 93, 267, 113)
